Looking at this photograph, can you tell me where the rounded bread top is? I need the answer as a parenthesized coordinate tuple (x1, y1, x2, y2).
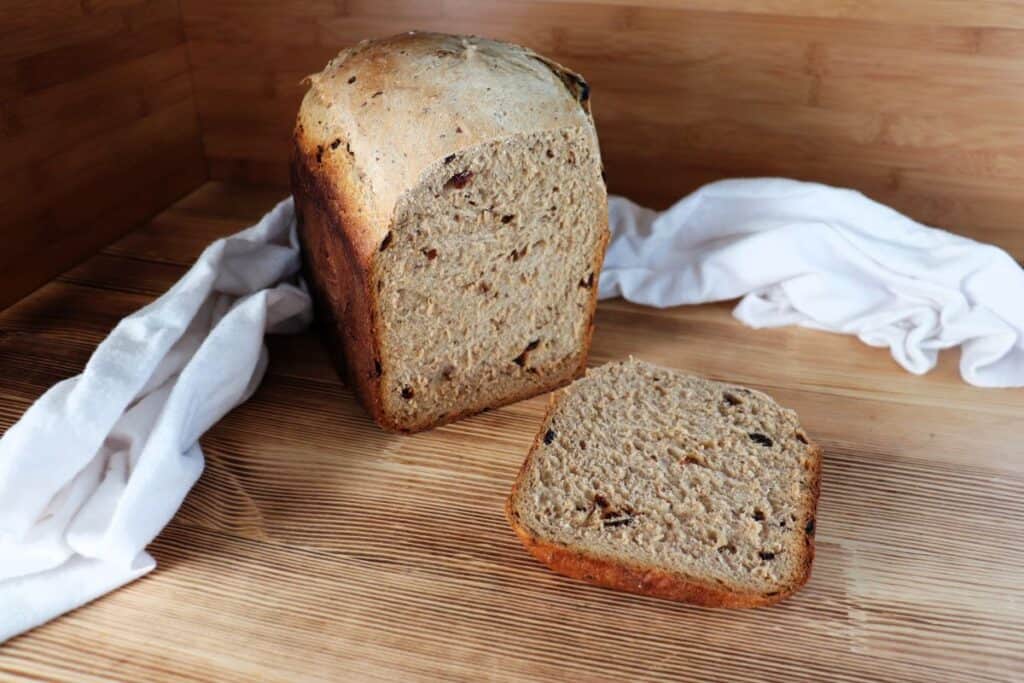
(296, 31, 595, 235)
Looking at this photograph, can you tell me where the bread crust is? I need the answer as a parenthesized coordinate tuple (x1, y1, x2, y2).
(506, 387, 822, 608)
(291, 32, 608, 433)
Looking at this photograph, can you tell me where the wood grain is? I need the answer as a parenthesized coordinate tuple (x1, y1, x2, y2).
(181, 0, 1024, 260)
(0, 0, 207, 311)
(1, 181, 1022, 682)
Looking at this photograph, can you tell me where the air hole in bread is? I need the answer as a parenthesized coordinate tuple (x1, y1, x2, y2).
(753, 509, 765, 521)
(379, 232, 393, 251)
(749, 432, 773, 447)
(759, 551, 776, 561)
(401, 386, 415, 399)
(723, 392, 742, 406)
(513, 339, 540, 366)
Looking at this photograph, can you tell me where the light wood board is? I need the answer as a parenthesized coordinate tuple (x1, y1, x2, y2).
(0, 182, 1022, 682)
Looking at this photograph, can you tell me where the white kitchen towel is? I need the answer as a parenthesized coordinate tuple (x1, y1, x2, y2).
(2, 178, 1023, 643)
(600, 178, 1024, 387)
(0, 197, 311, 642)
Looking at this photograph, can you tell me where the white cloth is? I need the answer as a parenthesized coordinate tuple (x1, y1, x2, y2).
(2, 178, 1023, 642)
(0, 198, 311, 642)
(601, 179, 1024, 387)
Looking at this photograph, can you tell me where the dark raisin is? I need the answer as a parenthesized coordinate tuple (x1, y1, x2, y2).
(330, 138, 341, 150)
(401, 386, 414, 399)
(347, 75, 356, 84)
(545, 149, 554, 158)
(759, 551, 776, 561)
(422, 248, 438, 260)
(501, 214, 514, 224)
(579, 440, 586, 449)
(379, 232, 393, 251)
(478, 282, 490, 294)
(578, 272, 594, 289)
(441, 366, 454, 381)
(723, 392, 741, 406)
(753, 509, 765, 521)
(443, 153, 456, 165)
(749, 432, 773, 447)
(543, 429, 556, 445)
(513, 339, 540, 365)
(455, 126, 462, 133)
(446, 170, 473, 189)
(805, 518, 816, 535)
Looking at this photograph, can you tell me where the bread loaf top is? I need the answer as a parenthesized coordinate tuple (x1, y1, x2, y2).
(295, 31, 595, 255)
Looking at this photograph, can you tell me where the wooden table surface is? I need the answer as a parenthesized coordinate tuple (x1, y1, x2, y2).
(1, 182, 1021, 682)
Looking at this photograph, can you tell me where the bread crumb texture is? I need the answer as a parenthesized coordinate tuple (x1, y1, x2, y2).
(376, 127, 605, 427)
(511, 359, 821, 603)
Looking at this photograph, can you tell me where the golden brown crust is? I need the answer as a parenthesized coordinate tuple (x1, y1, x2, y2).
(505, 382, 822, 608)
(291, 143, 388, 427)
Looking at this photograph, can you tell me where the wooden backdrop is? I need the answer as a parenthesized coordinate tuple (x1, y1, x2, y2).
(184, 0, 1024, 261)
(3, 0, 1024, 309)
(0, 0, 206, 310)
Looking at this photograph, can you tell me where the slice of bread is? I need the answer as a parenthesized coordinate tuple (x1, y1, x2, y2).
(506, 359, 822, 607)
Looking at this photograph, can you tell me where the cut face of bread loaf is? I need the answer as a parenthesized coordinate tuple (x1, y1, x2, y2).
(291, 32, 608, 432)
(507, 359, 822, 607)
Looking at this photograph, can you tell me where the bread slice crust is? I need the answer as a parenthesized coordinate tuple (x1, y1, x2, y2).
(506, 372, 823, 607)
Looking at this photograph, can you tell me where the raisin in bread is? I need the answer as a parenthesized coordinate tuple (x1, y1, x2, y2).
(291, 32, 608, 432)
(506, 359, 822, 607)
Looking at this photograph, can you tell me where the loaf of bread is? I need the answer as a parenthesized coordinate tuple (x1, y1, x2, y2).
(291, 32, 608, 432)
(506, 359, 822, 607)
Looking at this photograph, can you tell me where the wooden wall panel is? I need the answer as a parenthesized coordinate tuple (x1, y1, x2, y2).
(182, 0, 1024, 260)
(0, 0, 207, 310)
